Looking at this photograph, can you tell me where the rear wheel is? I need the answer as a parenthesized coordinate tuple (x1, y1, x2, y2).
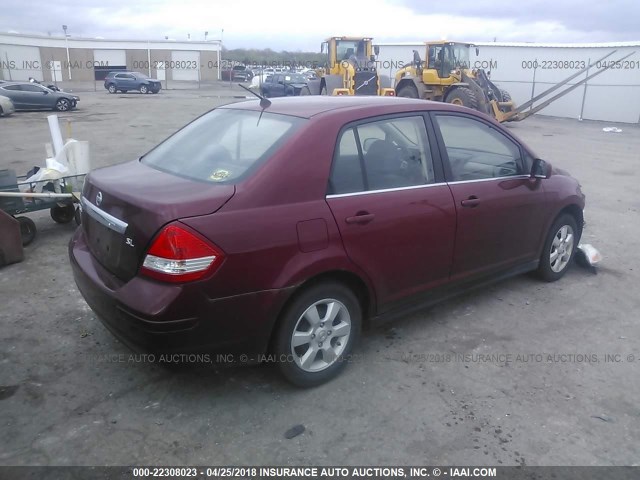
(536, 214, 578, 282)
(55, 98, 70, 112)
(139, 84, 149, 94)
(396, 84, 419, 98)
(50, 204, 75, 224)
(445, 87, 479, 110)
(107, 84, 117, 94)
(16, 216, 36, 246)
(274, 282, 362, 387)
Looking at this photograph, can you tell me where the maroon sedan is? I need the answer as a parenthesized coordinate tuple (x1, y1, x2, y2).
(69, 96, 585, 386)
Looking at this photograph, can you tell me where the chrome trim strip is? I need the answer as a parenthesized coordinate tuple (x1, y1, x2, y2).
(327, 182, 447, 199)
(81, 196, 128, 234)
(447, 175, 531, 185)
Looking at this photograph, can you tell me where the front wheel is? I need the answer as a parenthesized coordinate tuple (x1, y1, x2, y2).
(396, 85, 419, 98)
(445, 87, 479, 110)
(536, 214, 578, 282)
(274, 282, 362, 387)
(55, 98, 70, 112)
(139, 84, 149, 94)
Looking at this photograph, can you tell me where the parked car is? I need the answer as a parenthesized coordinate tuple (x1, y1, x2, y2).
(70, 97, 586, 387)
(221, 65, 253, 82)
(0, 82, 79, 111)
(0, 94, 15, 116)
(261, 73, 310, 97)
(104, 71, 162, 94)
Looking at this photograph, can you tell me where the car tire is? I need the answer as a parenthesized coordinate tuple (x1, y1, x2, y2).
(50, 204, 76, 224)
(139, 85, 149, 94)
(55, 98, 71, 112)
(107, 84, 117, 94)
(536, 214, 578, 282)
(274, 281, 362, 387)
(16, 216, 37, 246)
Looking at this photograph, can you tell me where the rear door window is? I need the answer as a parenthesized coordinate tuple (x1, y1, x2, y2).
(329, 115, 435, 194)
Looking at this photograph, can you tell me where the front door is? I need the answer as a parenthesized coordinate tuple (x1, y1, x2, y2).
(431, 112, 548, 280)
(326, 114, 456, 308)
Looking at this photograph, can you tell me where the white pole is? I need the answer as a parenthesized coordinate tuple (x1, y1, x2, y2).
(147, 40, 151, 77)
(0, 192, 74, 199)
(64, 33, 72, 80)
(217, 41, 221, 80)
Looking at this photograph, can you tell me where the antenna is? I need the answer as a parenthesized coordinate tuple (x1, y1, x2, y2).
(237, 83, 271, 109)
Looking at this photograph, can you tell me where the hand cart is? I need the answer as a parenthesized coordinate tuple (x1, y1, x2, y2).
(0, 169, 85, 246)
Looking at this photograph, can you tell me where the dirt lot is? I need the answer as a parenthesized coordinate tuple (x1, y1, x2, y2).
(1, 90, 639, 467)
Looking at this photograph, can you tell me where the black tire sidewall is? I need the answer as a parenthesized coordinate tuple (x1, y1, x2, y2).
(397, 85, 418, 98)
(50, 205, 75, 224)
(275, 282, 362, 387)
(17, 217, 36, 246)
(537, 214, 578, 282)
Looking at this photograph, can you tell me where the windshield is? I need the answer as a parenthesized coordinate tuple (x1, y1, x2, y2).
(336, 40, 365, 61)
(142, 109, 303, 183)
(452, 44, 471, 68)
(134, 72, 149, 79)
(283, 74, 307, 83)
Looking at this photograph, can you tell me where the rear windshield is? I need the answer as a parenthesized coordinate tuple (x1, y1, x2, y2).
(141, 108, 303, 183)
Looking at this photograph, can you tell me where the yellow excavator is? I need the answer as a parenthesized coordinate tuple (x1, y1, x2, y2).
(394, 41, 635, 122)
(307, 37, 396, 96)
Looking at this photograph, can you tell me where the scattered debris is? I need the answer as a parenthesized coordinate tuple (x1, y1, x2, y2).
(0, 385, 20, 400)
(591, 414, 614, 423)
(602, 127, 622, 133)
(284, 424, 305, 439)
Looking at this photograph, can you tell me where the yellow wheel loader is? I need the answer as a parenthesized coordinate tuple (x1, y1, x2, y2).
(394, 41, 635, 123)
(306, 37, 396, 97)
(394, 41, 515, 120)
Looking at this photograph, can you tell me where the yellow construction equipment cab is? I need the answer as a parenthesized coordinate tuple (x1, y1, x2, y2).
(394, 41, 515, 121)
(307, 37, 395, 96)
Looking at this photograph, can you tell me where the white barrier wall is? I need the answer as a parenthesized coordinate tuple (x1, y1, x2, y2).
(375, 42, 640, 124)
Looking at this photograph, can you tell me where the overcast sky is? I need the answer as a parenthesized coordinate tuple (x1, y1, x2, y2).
(2, 0, 639, 50)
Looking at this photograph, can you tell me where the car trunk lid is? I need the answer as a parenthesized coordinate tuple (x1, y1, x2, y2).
(81, 160, 234, 281)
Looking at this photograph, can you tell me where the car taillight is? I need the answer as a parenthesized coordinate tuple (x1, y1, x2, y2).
(140, 223, 224, 283)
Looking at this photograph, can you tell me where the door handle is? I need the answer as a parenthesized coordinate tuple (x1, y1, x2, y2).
(460, 196, 480, 208)
(345, 212, 375, 225)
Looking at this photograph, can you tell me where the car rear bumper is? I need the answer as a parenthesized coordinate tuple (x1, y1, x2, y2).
(69, 228, 293, 357)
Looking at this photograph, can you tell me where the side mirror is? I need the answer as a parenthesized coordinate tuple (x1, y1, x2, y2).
(531, 158, 551, 179)
(43, 90, 49, 94)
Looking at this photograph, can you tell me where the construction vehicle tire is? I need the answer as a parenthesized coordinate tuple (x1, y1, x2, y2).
(445, 87, 479, 110)
(396, 85, 419, 98)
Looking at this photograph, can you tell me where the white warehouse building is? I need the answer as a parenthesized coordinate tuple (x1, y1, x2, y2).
(0, 32, 222, 85)
(374, 41, 640, 123)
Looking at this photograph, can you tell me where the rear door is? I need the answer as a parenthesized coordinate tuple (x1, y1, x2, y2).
(431, 112, 548, 280)
(326, 114, 456, 308)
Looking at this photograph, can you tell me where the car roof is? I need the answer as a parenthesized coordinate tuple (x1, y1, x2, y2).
(221, 96, 473, 119)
